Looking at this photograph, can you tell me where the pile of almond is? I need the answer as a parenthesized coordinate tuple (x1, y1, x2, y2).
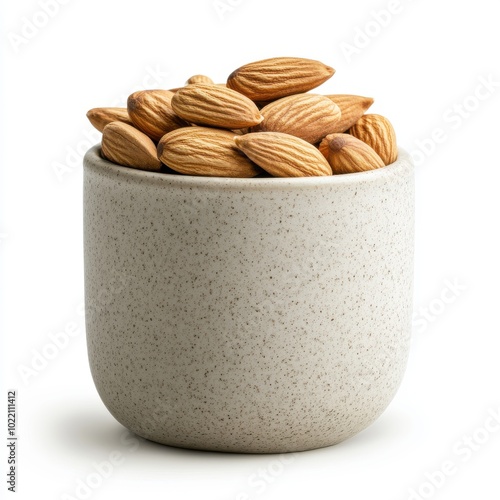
(87, 57, 397, 178)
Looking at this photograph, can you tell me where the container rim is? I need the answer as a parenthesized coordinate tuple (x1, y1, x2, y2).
(84, 145, 413, 190)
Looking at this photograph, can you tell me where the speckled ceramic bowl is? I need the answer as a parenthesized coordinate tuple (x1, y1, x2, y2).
(83, 145, 414, 453)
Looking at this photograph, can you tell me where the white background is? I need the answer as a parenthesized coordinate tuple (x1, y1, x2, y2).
(1, 0, 499, 499)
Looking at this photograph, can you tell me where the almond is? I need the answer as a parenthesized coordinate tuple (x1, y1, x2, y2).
(127, 90, 188, 142)
(232, 127, 250, 135)
(101, 122, 162, 171)
(319, 133, 384, 174)
(186, 75, 214, 85)
(86, 107, 133, 132)
(325, 94, 374, 133)
(256, 94, 341, 144)
(170, 83, 226, 91)
(227, 57, 335, 102)
(349, 114, 397, 165)
(235, 132, 332, 177)
(171, 84, 263, 129)
(157, 127, 261, 177)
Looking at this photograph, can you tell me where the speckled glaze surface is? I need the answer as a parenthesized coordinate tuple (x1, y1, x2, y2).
(83, 145, 414, 453)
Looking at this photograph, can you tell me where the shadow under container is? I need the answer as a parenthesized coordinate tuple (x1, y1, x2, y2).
(83, 145, 414, 453)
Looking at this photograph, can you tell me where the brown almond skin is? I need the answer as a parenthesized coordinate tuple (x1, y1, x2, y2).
(324, 95, 374, 133)
(186, 75, 214, 85)
(157, 127, 261, 177)
(256, 94, 341, 144)
(349, 114, 398, 165)
(127, 90, 188, 142)
(171, 84, 263, 129)
(235, 132, 332, 177)
(101, 122, 162, 171)
(169, 83, 225, 91)
(227, 57, 335, 101)
(232, 127, 250, 135)
(86, 107, 132, 132)
(319, 133, 384, 174)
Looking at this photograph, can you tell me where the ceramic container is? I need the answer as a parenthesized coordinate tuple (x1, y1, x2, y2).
(83, 145, 414, 453)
